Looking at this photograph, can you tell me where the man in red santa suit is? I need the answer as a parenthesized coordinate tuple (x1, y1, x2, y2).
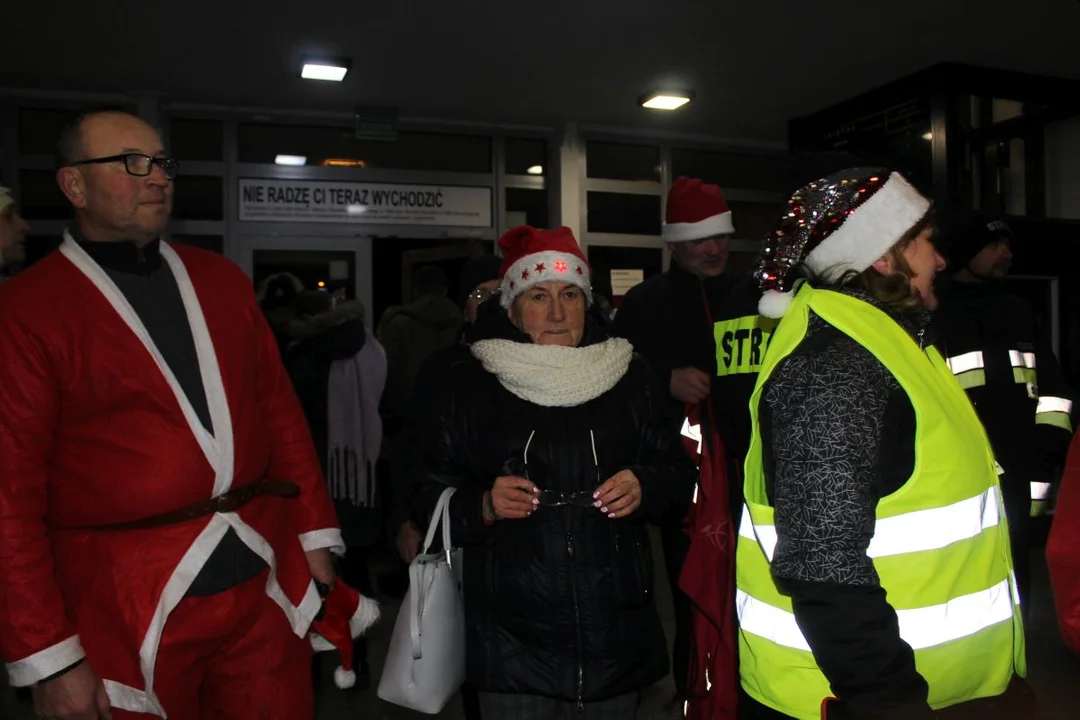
(0, 109, 375, 720)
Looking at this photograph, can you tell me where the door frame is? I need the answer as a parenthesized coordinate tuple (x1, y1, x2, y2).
(235, 234, 374, 327)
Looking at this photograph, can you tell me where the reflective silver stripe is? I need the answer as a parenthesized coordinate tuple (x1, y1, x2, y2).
(1037, 396, 1073, 415)
(738, 578, 1015, 652)
(946, 351, 984, 375)
(680, 417, 702, 453)
(739, 487, 1000, 562)
(1031, 482, 1052, 501)
(1008, 350, 1037, 369)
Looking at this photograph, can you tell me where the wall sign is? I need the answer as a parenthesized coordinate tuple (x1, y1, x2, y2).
(239, 178, 492, 227)
(610, 268, 645, 297)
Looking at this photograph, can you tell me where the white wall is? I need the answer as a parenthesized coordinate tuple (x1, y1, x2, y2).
(1045, 118, 1080, 220)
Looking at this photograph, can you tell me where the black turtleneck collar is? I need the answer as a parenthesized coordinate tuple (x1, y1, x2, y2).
(69, 225, 163, 275)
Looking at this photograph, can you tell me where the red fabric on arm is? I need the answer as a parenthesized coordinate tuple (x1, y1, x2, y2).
(0, 312, 84, 683)
(1048, 431, 1080, 655)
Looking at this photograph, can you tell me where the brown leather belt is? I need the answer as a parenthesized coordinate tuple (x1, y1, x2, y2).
(63, 480, 300, 531)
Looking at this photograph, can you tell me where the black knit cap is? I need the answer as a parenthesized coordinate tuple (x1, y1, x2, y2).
(946, 213, 1015, 274)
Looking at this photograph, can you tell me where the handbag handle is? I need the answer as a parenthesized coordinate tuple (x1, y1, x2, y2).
(410, 487, 457, 661)
(420, 487, 456, 558)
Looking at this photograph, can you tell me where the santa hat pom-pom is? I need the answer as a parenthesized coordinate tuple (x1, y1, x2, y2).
(758, 289, 795, 319)
(334, 665, 357, 689)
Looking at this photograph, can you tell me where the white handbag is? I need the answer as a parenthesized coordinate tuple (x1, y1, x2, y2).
(377, 487, 466, 714)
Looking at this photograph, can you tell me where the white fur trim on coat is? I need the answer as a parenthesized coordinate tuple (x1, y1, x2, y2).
(662, 212, 734, 243)
(500, 250, 592, 309)
(804, 173, 930, 280)
(4, 635, 85, 687)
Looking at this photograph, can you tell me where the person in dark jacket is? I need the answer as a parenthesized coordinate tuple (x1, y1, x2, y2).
(380, 264, 463, 422)
(411, 226, 695, 718)
(392, 253, 504, 565)
(935, 214, 1073, 618)
(275, 290, 378, 686)
(389, 253, 501, 720)
(614, 177, 767, 703)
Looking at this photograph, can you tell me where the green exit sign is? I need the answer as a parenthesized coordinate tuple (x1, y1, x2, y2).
(355, 106, 398, 142)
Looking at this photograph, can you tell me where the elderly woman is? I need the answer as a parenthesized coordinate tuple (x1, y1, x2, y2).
(411, 226, 695, 719)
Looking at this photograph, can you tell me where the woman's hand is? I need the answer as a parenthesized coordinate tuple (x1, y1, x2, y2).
(594, 470, 642, 519)
(487, 476, 539, 520)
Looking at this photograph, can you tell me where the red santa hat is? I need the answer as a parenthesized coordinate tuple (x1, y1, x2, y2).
(498, 225, 592, 309)
(663, 177, 735, 243)
(310, 581, 380, 689)
(755, 168, 931, 319)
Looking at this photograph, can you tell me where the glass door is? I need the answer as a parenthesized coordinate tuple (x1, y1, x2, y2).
(235, 235, 373, 327)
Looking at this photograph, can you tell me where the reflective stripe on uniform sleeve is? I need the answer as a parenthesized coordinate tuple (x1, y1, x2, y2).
(1008, 350, 1037, 370)
(946, 351, 986, 390)
(1009, 350, 1038, 385)
(1031, 482, 1052, 502)
(947, 351, 985, 374)
(738, 486, 1001, 562)
(1036, 396, 1074, 431)
(737, 578, 1015, 653)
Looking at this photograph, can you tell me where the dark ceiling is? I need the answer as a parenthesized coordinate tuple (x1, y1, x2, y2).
(5, 0, 1080, 143)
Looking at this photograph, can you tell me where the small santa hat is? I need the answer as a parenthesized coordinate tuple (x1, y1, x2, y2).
(755, 168, 931, 319)
(310, 581, 380, 689)
(498, 225, 592, 309)
(663, 177, 734, 243)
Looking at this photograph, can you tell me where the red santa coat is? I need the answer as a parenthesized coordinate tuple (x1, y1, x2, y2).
(0, 235, 343, 717)
(1048, 431, 1080, 655)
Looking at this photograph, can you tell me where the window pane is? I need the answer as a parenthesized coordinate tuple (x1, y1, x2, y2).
(238, 124, 492, 173)
(172, 176, 224, 221)
(729, 200, 783, 242)
(587, 192, 661, 235)
(19, 107, 136, 157)
(505, 138, 547, 175)
(671, 148, 791, 193)
(171, 235, 224, 254)
(506, 188, 549, 228)
(19, 170, 69, 219)
(169, 119, 223, 161)
(586, 142, 660, 182)
(19, 109, 73, 156)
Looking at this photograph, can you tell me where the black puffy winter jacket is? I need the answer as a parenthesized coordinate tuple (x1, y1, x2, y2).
(411, 309, 695, 704)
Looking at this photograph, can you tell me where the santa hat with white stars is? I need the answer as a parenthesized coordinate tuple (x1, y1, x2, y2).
(498, 225, 593, 309)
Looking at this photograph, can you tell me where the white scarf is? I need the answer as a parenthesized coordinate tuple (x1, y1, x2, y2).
(470, 337, 634, 407)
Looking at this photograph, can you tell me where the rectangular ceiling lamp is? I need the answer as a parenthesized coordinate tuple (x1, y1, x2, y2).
(275, 155, 307, 166)
(301, 61, 350, 82)
(640, 92, 692, 111)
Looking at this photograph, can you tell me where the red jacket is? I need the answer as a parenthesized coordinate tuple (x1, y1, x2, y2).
(1048, 430, 1080, 654)
(680, 402, 738, 720)
(0, 237, 341, 713)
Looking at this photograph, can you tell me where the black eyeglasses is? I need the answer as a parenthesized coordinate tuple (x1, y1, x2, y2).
(70, 153, 179, 180)
(523, 430, 602, 508)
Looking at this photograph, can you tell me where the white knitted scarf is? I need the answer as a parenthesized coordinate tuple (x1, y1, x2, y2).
(470, 337, 634, 407)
